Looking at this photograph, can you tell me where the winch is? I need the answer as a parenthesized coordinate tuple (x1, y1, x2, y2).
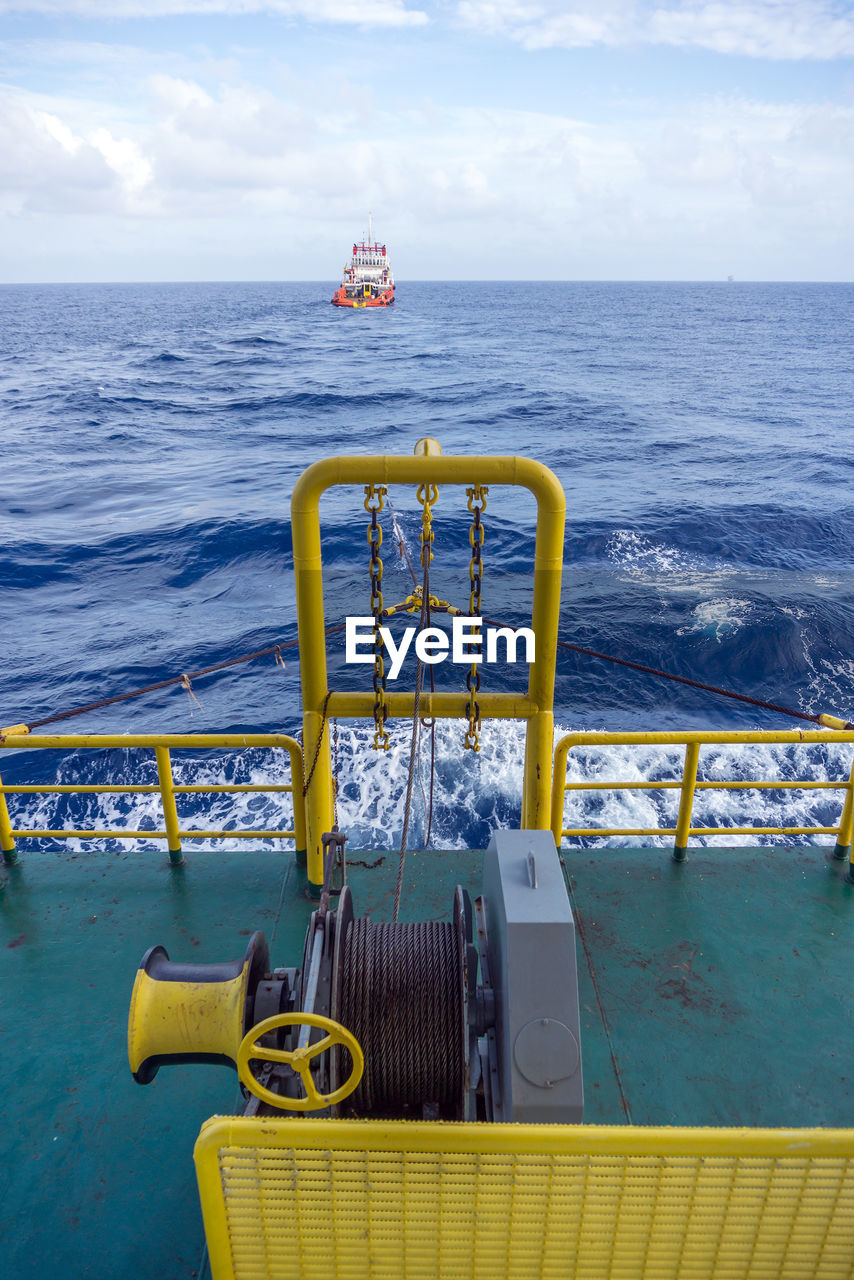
(128, 830, 584, 1125)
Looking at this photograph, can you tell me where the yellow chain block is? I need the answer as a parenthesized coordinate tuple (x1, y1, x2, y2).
(384, 588, 457, 619)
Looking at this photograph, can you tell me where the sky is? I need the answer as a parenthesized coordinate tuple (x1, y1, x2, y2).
(1, 1, 853, 281)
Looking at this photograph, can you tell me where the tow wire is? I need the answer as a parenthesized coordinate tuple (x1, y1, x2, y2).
(480, 617, 854, 732)
(0, 628, 346, 738)
(385, 508, 852, 732)
(4, 616, 850, 740)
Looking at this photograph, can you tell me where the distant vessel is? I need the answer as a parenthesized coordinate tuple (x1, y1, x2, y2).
(331, 215, 395, 308)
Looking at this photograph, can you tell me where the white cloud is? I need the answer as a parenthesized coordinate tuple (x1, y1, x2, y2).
(0, 91, 121, 213)
(0, 0, 428, 25)
(637, 100, 823, 213)
(455, 0, 854, 59)
(90, 125, 152, 191)
(148, 75, 215, 114)
(2, 70, 852, 277)
(34, 108, 80, 153)
(5, 77, 854, 219)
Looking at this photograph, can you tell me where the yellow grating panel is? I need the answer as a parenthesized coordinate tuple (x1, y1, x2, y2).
(194, 1118, 854, 1280)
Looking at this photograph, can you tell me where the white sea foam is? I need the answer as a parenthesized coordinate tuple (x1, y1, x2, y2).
(800, 654, 854, 722)
(677, 597, 753, 641)
(606, 530, 724, 586)
(8, 720, 853, 855)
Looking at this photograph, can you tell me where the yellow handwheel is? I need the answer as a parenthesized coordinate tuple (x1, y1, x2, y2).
(236, 1012, 364, 1112)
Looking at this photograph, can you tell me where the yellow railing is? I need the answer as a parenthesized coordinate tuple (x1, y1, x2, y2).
(195, 1115, 854, 1280)
(551, 729, 854, 870)
(0, 733, 305, 867)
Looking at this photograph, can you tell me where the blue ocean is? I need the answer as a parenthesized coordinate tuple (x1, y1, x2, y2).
(2, 280, 853, 850)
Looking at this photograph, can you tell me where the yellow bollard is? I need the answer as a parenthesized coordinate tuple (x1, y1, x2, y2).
(413, 437, 442, 456)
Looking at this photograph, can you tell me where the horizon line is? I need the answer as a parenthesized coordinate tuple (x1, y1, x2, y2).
(1, 278, 850, 287)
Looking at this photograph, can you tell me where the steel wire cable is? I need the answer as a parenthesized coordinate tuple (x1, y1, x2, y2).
(1, 628, 346, 735)
(10, 584, 850, 741)
(394, 572, 429, 922)
(479, 616, 854, 731)
(340, 916, 463, 1116)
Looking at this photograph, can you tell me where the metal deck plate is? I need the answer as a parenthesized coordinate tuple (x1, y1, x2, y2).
(0, 850, 308, 1280)
(2, 843, 853, 1277)
(567, 846, 854, 1128)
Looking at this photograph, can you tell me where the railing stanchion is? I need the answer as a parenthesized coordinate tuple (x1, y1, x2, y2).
(288, 742, 307, 863)
(551, 736, 573, 848)
(673, 741, 700, 862)
(155, 746, 183, 865)
(0, 768, 18, 866)
(832, 756, 854, 860)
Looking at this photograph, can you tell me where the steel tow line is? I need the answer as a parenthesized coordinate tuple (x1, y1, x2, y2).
(551, 637, 854, 731)
(365, 484, 390, 750)
(476, 615, 854, 732)
(386, 496, 437, 850)
(0, 638, 313, 739)
(393, 481, 438, 922)
(464, 485, 488, 752)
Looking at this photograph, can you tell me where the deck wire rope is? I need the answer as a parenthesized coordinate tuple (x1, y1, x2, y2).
(339, 916, 463, 1116)
(393, 557, 429, 921)
(389, 497, 436, 847)
(477, 616, 854, 731)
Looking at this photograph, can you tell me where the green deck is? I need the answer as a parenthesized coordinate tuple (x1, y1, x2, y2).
(2, 843, 852, 1278)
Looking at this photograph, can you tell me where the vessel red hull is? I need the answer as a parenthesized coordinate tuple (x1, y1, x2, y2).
(331, 286, 395, 308)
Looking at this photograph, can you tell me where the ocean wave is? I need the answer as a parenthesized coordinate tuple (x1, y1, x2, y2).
(143, 351, 190, 364)
(3, 280, 854, 809)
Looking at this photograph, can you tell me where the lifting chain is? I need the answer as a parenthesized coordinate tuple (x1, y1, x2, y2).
(464, 484, 488, 752)
(302, 688, 334, 797)
(365, 484, 390, 750)
(416, 481, 438, 569)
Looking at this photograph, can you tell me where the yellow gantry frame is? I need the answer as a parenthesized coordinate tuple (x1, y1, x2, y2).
(291, 453, 566, 885)
(0, 732, 305, 865)
(551, 728, 854, 869)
